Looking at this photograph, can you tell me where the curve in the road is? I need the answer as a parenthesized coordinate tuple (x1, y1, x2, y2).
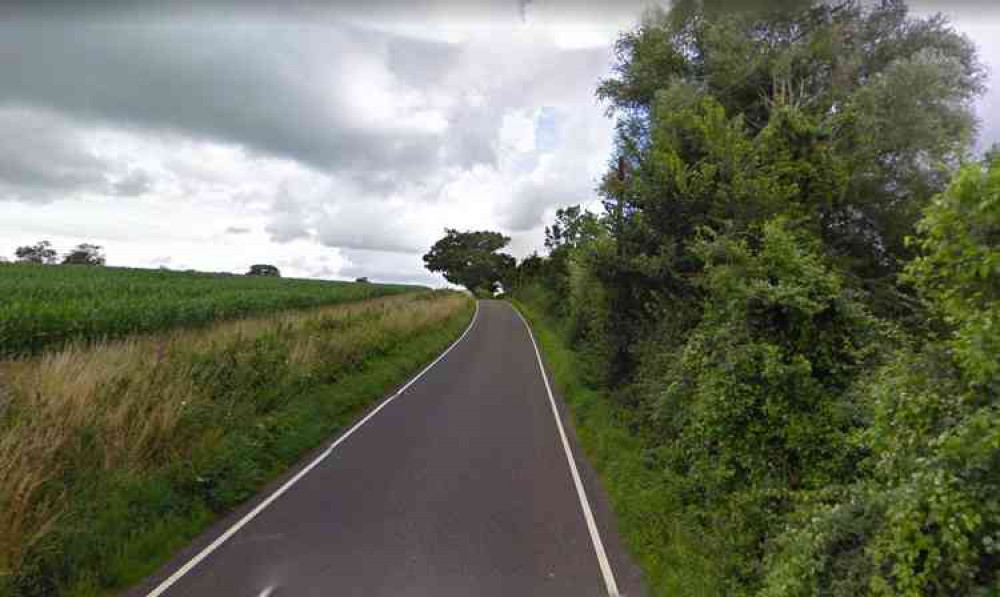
(135, 300, 637, 597)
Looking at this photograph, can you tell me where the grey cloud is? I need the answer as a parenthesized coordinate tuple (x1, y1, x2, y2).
(224, 226, 251, 234)
(443, 101, 503, 168)
(111, 169, 153, 196)
(0, 24, 452, 193)
(387, 36, 461, 88)
(266, 214, 312, 244)
(1, 0, 524, 24)
(503, 176, 585, 231)
(0, 108, 108, 200)
(0, 13, 616, 208)
(313, 201, 430, 254)
(519, 0, 532, 22)
(339, 248, 443, 286)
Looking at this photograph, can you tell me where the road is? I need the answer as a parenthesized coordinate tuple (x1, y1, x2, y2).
(133, 300, 643, 597)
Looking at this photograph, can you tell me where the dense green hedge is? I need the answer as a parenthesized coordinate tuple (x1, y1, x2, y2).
(511, 2, 997, 594)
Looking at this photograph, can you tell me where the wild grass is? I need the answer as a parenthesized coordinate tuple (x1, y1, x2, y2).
(0, 291, 473, 596)
(0, 263, 420, 357)
(512, 299, 727, 597)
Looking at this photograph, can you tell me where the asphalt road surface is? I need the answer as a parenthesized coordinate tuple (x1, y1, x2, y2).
(134, 300, 644, 597)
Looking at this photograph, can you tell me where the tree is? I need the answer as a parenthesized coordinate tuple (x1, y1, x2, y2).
(355, 277, 370, 283)
(544, 206, 603, 253)
(423, 229, 515, 295)
(15, 240, 58, 264)
(587, 0, 985, 378)
(246, 264, 280, 277)
(62, 243, 106, 266)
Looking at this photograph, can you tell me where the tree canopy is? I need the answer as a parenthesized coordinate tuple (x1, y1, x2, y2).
(423, 229, 515, 295)
(62, 244, 106, 266)
(246, 264, 281, 277)
(15, 240, 58, 264)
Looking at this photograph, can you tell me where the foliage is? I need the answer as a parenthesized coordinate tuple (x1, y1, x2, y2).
(14, 241, 57, 265)
(61, 244, 105, 266)
(510, 1, 992, 595)
(0, 265, 418, 357)
(762, 159, 1000, 596)
(0, 292, 473, 596)
(641, 220, 885, 587)
(544, 205, 604, 253)
(907, 161, 1000, 386)
(246, 263, 280, 277)
(423, 229, 515, 295)
(870, 161, 1000, 595)
(595, 0, 983, 341)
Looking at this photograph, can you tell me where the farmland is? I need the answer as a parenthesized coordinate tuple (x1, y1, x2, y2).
(0, 290, 473, 595)
(0, 264, 420, 356)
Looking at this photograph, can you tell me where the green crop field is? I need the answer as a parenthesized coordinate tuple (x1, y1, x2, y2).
(0, 264, 422, 356)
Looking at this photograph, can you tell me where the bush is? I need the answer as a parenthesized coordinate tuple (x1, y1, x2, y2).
(763, 161, 1000, 596)
(643, 219, 887, 587)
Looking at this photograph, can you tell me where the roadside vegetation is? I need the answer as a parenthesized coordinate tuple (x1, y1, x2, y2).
(0, 291, 473, 596)
(0, 264, 417, 357)
(500, 1, 997, 595)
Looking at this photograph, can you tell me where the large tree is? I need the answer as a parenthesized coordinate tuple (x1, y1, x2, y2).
(589, 0, 985, 377)
(246, 264, 281, 277)
(423, 229, 515, 295)
(15, 240, 58, 264)
(62, 243, 106, 266)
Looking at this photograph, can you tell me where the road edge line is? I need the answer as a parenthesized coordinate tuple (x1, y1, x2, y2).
(511, 304, 621, 597)
(145, 299, 481, 597)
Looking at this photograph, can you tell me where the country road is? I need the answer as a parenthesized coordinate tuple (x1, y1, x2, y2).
(131, 300, 644, 597)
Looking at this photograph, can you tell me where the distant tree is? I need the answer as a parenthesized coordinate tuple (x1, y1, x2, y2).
(423, 229, 515, 295)
(515, 252, 546, 285)
(355, 276, 370, 283)
(246, 264, 281, 277)
(15, 240, 58, 264)
(62, 243, 106, 266)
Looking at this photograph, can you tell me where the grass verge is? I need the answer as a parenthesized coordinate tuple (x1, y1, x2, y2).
(0, 292, 473, 596)
(512, 299, 726, 597)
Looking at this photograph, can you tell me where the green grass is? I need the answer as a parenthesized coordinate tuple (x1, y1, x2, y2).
(512, 299, 727, 597)
(0, 292, 473, 596)
(0, 263, 420, 357)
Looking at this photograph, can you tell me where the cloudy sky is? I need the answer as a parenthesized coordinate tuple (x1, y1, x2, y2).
(1, 1, 998, 285)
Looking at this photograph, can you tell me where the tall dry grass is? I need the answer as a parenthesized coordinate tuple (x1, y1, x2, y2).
(0, 291, 470, 592)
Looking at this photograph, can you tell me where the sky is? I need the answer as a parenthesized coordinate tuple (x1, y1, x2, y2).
(1, 1, 998, 286)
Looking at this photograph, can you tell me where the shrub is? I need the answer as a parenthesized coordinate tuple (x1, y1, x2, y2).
(647, 219, 887, 587)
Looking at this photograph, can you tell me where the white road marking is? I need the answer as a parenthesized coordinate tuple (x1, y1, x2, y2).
(144, 300, 480, 597)
(512, 305, 621, 597)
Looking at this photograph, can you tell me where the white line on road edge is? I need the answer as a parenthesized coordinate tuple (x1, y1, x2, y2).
(513, 305, 621, 597)
(145, 300, 481, 597)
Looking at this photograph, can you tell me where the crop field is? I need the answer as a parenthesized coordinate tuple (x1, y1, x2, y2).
(0, 264, 420, 356)
(0, 290, 473, 595)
